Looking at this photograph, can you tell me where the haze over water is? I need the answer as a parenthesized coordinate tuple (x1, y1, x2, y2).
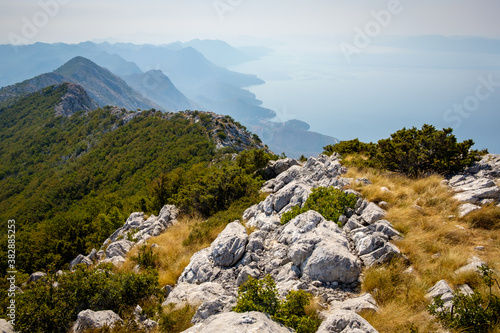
(232, 37, 500, 153)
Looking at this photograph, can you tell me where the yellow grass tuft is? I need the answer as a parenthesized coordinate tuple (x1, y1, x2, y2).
(346, 167, 500, 332)
(121, 215, 218, 287)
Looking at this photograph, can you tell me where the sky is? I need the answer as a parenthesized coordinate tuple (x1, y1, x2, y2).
(1, 0, 500, 152)
(2, 0, 500, 45)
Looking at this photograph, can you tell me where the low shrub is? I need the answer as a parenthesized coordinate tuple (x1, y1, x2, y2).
(131, 244, 159, 269)
(281, 187, 357, 225)
(233, 275, 321, 333)
(428, 265, 500, 332)
(15, 266, 159, 333)
(324, 125, 485, 178)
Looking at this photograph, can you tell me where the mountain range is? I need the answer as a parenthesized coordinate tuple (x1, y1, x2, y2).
(0, 40, 338, 157)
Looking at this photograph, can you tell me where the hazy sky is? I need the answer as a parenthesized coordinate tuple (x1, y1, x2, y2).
(2, 0, 500, 45)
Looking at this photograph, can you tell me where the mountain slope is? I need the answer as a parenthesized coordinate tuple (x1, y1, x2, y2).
(53, 56, 161, 110)
(0, 56, 161, 111)
(0, 84, 268, 273)
(166, 39, 255, 67)
(122, 69, 198, 111)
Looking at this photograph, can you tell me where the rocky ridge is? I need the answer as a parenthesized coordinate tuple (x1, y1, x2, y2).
(69, 205, 179, 269)
(161, 154, 403, 332)
(26, 153, 404, 331)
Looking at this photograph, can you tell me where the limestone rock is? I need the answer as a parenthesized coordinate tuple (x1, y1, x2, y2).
(70, 254, 93, 270)
(209, 221, 248, 267)
(182, 311, 294, 333)
(29, 271, 47, 283)
(454, 256, 486, 275)
(425, 280, 454, 310)
(359, 243, 401, 267)
(179, 248, 221, 284)
(359, 202, 386, 225)
(0, 319, 14, 333)
(141, 319, 158, 330)
(191, 296, 237, 324)
(262, 158, 301, 179)
(105, 240, 134, 258)
(454, 187, 500, 204)
(163, 282, 232, 309)
(458, 203, 481, 218)
(279, 211, 362, 284)
(326, 293, 378, 314)
(316, 309, 378, 333)
(72, 309, 123, 332)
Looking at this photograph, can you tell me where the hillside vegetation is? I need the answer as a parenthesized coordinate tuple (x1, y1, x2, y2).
(0, 84, 271, 274)
(2, 84, 499, 333)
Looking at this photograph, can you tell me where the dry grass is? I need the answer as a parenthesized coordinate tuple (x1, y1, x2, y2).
(347, 167, 500, 332)
(121, 215, 221, 287)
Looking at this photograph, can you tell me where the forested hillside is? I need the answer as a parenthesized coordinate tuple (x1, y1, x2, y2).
(0, 84, 271, 273)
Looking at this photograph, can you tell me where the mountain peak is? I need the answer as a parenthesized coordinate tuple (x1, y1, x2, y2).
(54, 56, 103, 76)
(53, 56, 162, 111)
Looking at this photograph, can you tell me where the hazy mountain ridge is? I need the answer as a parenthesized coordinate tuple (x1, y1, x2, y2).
(0, 40, 339, 157)
(53, 56, 162, 111)
(122, 69, 199, 111)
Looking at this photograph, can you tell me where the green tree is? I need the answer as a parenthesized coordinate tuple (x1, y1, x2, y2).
(377, 125, 481, 177)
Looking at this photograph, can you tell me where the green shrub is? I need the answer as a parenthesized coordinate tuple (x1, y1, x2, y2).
(15, 266, 160, 333)
(323, 138, 375, 156)
(428, 265, 500, 332)
(233, 275, 321, 333)
(281, 187, 357, 225)
(323, 125, 485, 177)
(216, 131, 227, 140)
(377, 125, 482, 177)
(131, 244, 159, 269)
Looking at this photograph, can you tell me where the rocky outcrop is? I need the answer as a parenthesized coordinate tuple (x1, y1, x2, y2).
(261, 158, 301, 180)
(349, 220, 402, 267)
(324, 293, 378, 314)
(316, 309, 378, 333)
(54, 83, 99, 116)
(167, 154, 400, 330)
(163, 282, 235, 309)
(278, 211, 362, 284)
(72, 309, 123, 332)
(445, 154, 500, 216)
(181, 311, 294, 333)
(70, 205, 178, 269)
